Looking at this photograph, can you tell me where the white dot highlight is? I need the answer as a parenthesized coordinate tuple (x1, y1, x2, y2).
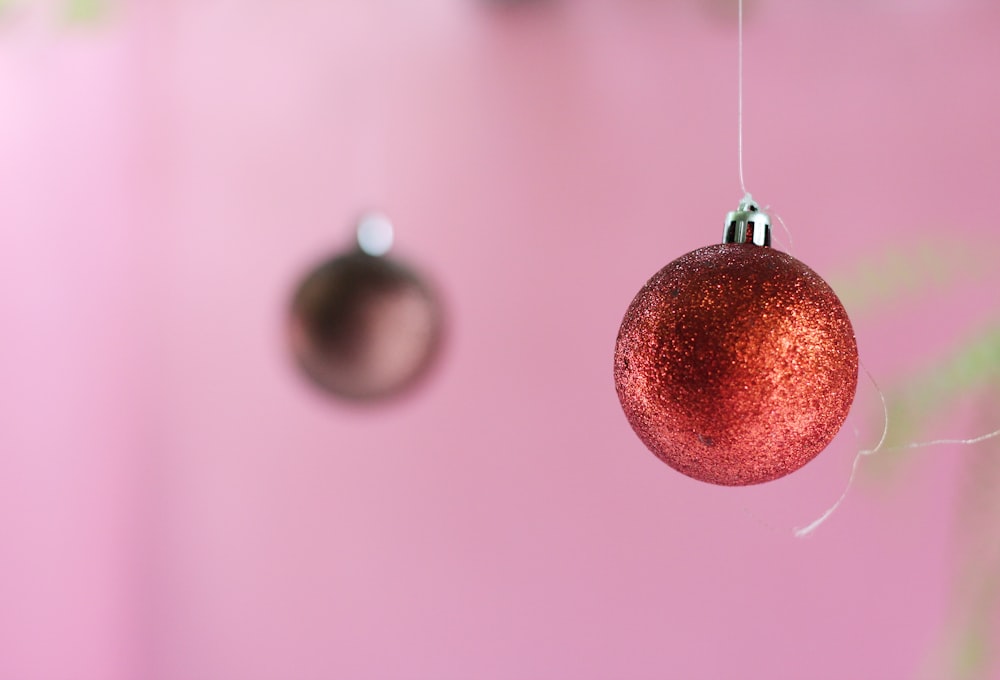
(356, 213, 394, 257)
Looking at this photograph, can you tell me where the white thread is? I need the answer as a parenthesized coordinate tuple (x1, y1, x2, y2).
(794, 365, 1000, 538)
(737, 5, 789, 257)
(770, 209, 794, 254)
(898, 430, 1000, 451)
(738, 0, 747, 196)
(732, 0, 1000, 537)
(760, 203, 794, 254)
(730, 0, 996, 537)
(793, 364, 888, 538)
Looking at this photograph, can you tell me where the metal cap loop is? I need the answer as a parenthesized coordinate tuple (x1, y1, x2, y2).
(723, 195, 771, 247)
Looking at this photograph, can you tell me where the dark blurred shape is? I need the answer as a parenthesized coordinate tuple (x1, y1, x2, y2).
(480, 0, 555, 12)
(288, 217, 443, 402)
(703, 0, 758, 24)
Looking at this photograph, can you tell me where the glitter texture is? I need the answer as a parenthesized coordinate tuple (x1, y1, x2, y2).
(288, 251, 442, 401)
(614, 243, 858, 485)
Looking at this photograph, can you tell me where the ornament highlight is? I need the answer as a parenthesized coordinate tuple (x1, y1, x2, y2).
(614, 199, 858, 485)
(288, 213, 443, 402)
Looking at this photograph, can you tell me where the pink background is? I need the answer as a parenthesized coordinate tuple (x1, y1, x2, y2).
(2, 1, 1000, 678)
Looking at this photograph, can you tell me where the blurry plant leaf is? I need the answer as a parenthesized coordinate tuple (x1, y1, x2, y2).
(867, 323, 1000, 479)
(933, 623, 990, 680)
(65, 0, 111, 24)
(950, 401, 1000, 679)
(957, 627, 988, 680)
(846, 238, 1000, 679)
(925, 498, 1000, 680)
(831, 238, 990, 318)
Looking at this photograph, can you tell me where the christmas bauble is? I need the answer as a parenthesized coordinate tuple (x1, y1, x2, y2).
(288, 215, 442, 402)
(614, 203, 858, 485)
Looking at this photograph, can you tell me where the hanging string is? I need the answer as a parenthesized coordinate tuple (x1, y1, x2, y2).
(732, 0, 1000, 536)
(731, 0, 999, 537)
(794, 365, 1000, 538)
(738, 0, 748, 197)
(762, 204, 794, 254)
(793, 363, 888, 537)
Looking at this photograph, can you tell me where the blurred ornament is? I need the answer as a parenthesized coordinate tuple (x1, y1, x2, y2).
(288, 213, 443, 402)
(482, 0, 550, 7)
(614, 198, 858, 485)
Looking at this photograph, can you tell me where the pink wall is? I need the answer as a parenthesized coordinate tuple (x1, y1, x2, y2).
(3, 1, 1000, 678)
(0, 7, 147, 679)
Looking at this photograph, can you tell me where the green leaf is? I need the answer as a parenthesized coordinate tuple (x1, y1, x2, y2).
(867, 324, 1000, 480)
(65, 0, 111, 24)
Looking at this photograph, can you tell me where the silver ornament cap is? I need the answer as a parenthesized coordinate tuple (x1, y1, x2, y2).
(723, 194, 771, 247)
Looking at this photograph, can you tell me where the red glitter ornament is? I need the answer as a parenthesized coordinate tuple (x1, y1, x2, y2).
(614, 200, 858, 485)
